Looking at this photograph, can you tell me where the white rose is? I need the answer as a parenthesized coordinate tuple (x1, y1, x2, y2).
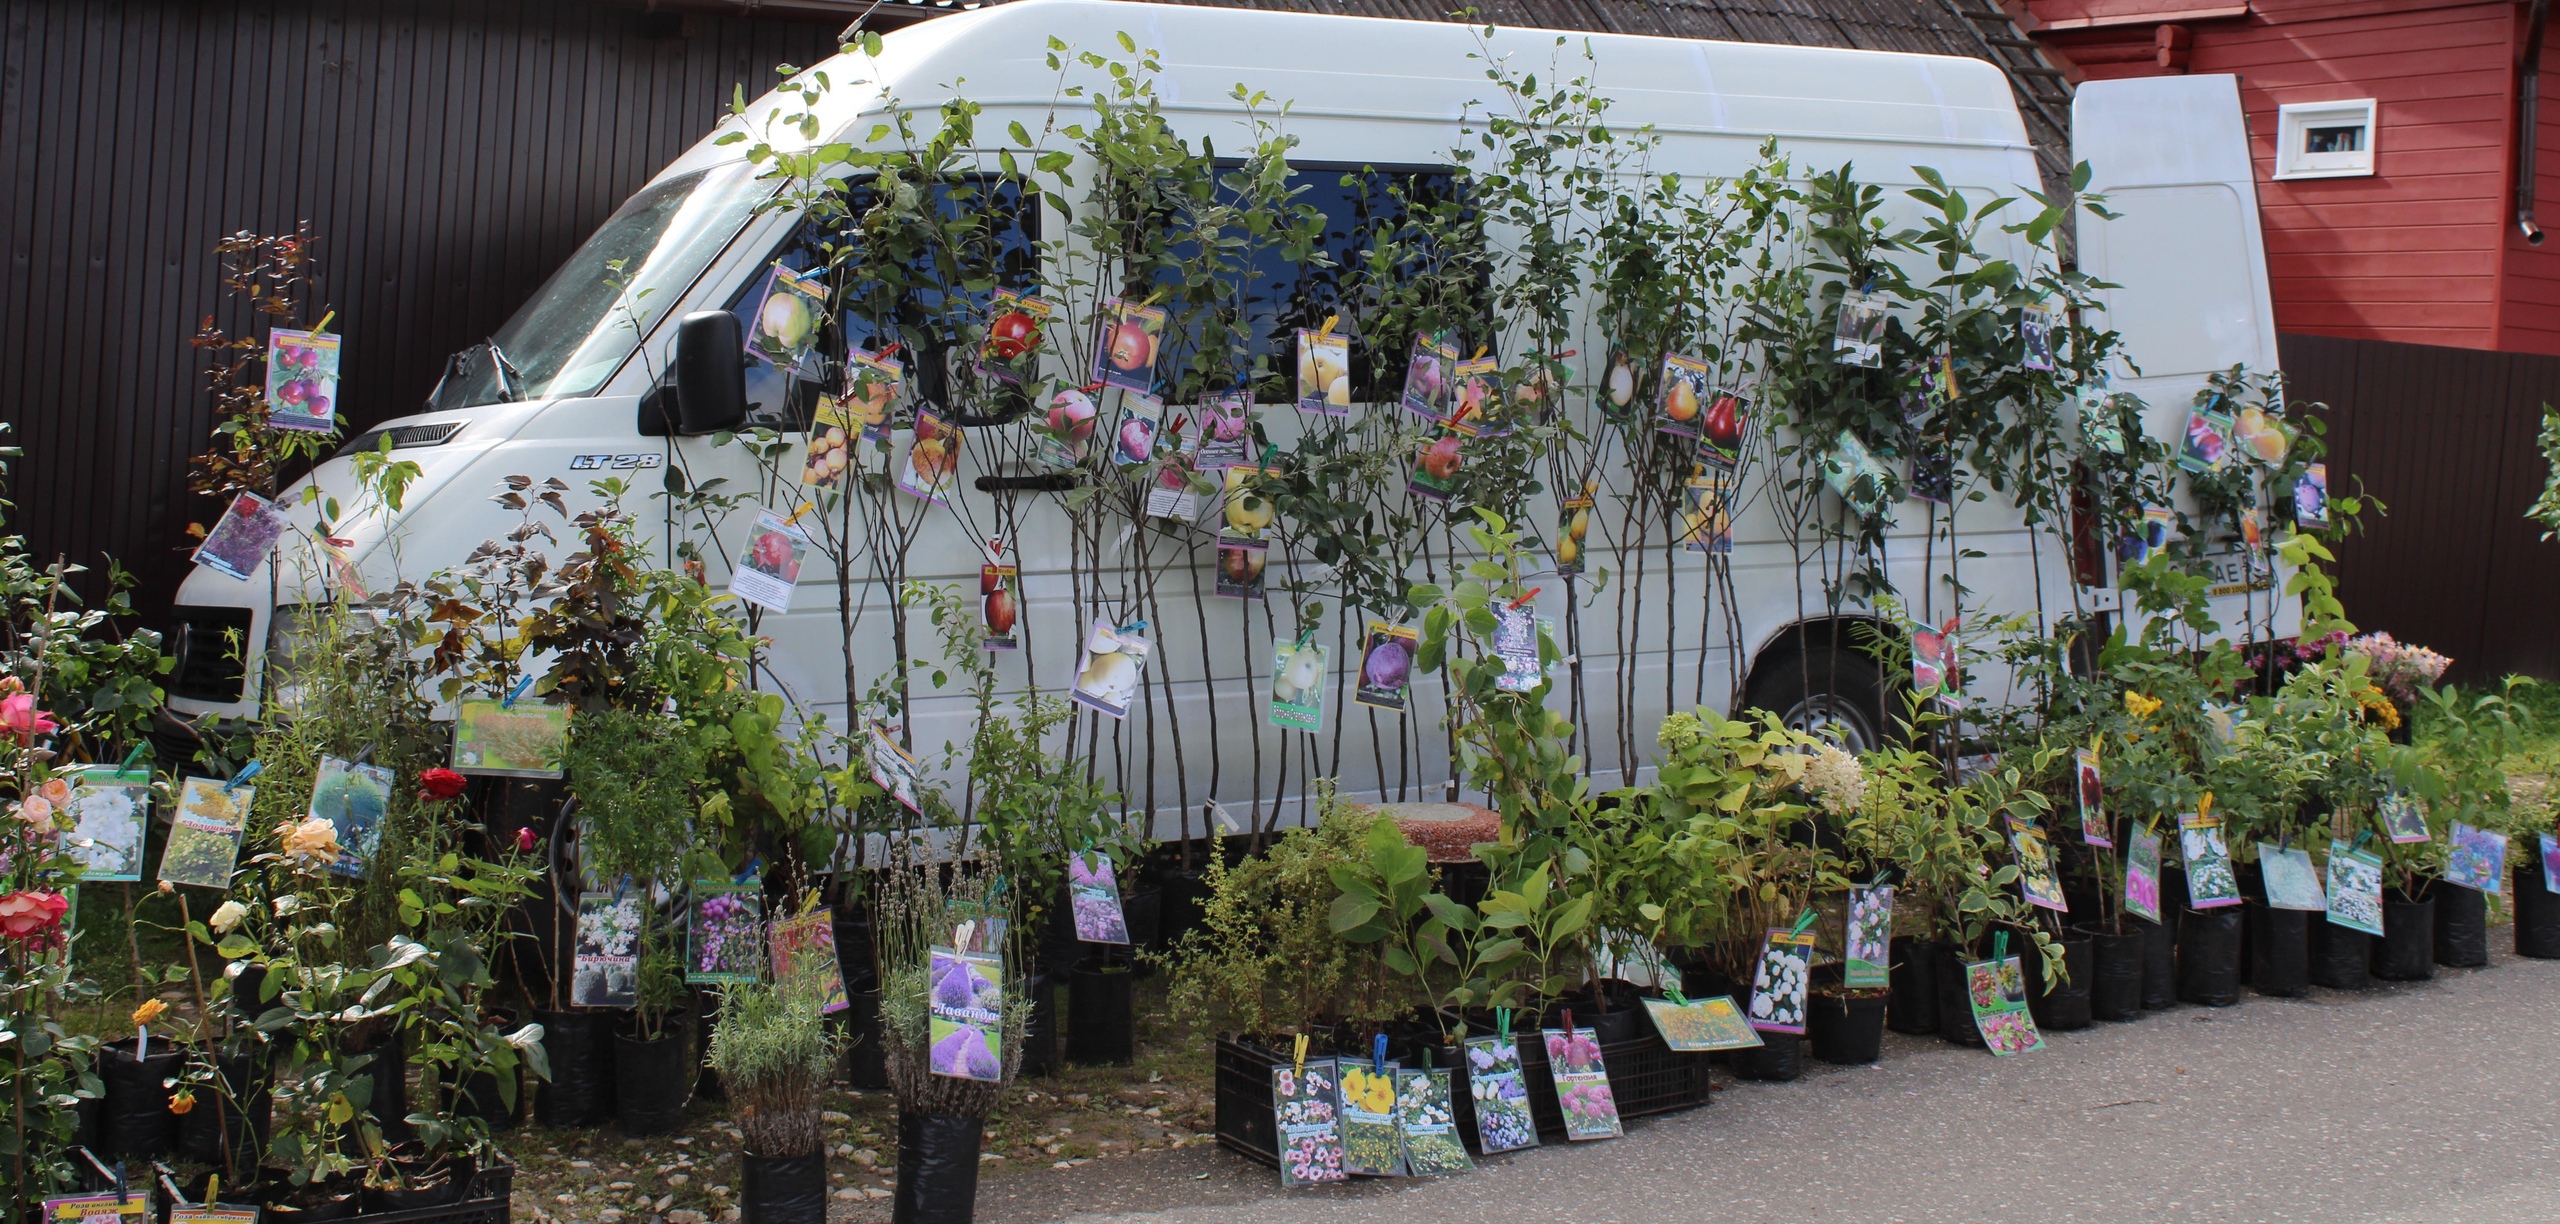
(209, 900, 249, 934)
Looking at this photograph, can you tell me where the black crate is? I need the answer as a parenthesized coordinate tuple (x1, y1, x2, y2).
(135, 1158, 514, 1224)
(1516, 1028, 1707, 1137)
(1212, 1036, 1288, 1169)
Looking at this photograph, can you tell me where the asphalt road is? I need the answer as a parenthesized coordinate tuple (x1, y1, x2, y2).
(955, 936, 2560, 1224)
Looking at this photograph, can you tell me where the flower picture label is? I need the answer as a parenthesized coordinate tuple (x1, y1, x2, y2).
(770, 908, 851, 1014)
(2259, 843, 2327, 911)
(927, 945, 1005, 1082)
(1094, 298, 1166, 394)
(61, 766, 148, 883)
(2326, 839, 2386, 937)
(44, 1191, 149, 1223)
(1492, 605, 1544, 694)
(1392, 1066, 1473, 1176)
(2075, 747, 2110, 848)
(1541, 1027, 1621, 1141)
(2445, 823, 2506, 895)
(573, 891, 642, 1008)
(1655, 352, 1712, 440)
(158, 777, 250, 891)
(867, 722, 925, 815)
(2379, 791, 2432, 844)
(1967, 954, 2046, 1056)
(1068, 852, 1131, 944)
(2542, 833, 2560, 894)
(1334, 1063, 1405, 1175)
(1401, 334, 1455, 423)
(1640, 995, 1763, 1052)
(2181, 812, 2242, 908)
(2126, 829, 2163, 923)
(974, 289, 1053, 387)
(897, 411, 962, 505)
(685, 879, 765, 985)
(1462, 1036, 1539, 1153)
(1748, 927, 1815, 1034)
(1295, 328, 1351, 416)
(745, 263, 827, 374)
(308, 756, 391, 879)
(2009, 815, 2068, 913)
(451, 698, 568, 778)
(1271, 1057, 1347, 1187)
(1845, 885, 1894, 989)
(730, 509, 810, 613)
(192, 492, 291, 582)
(847, 348, 904, 445)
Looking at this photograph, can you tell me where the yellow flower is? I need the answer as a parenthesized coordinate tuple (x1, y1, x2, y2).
(168, 1088, 195, 1116)
(2355, 686, 2401, 730)
(131, 998, 168, 1028)
(2123, 691, 2162, 720)
(277, 818, 343, 866)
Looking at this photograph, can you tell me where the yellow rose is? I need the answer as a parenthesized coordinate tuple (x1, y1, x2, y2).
(277, 817, 343, 867)
(131, 998, 168, 1028)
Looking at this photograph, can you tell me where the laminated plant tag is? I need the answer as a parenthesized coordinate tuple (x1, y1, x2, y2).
(265, 326, 341, 432)
(2326, 839, 2386, 936)
(1196, 391, 1252, 471)
(1401, 333, 1455, 422)
(2020, 306, 2056, 371)
(1268, 641, 1329, 733)
(1295, 327, 1352, 415)
(1599, 347, 1640, 416)
(1146, 451, 1210, 524)
(1032, 382, 1101, 468)
(452, 698, 568, 778)
(1911, 617, 1959, 704)
(308, 756, 391, 879)
(1095, 299, 1166, 394)
(974, 289, 1053, 387)
(1696, 388, 1749, 472)
(2380, 791, 2432, 844)
(1833, 289, 1885, 367)
(769, 908, 851, 1014)
(1541, 1027, 1621, 1141)
(1821, 430, 1897, 522)
(1556, 484, 1595, 576)
(192, 492, 289, 581)
(1640, 995, 1761, 1052)
(2009, 815, 2068, 913)
(1680, 473, 1734, 555)
(1067, 852, 1131, 944)
(62, 766, 148, 883)
(2259, 843, 2327, 911)
(685, 880, 764, 984)
(572, 891, 641, 1007)
(1112, 391, 1164, 467)
(2075, 747, 2111, 848)
(896, 411, 962, 505)
(2445, 823, 2508, 894)
(169, 1209, 259, 1224)
(1217, 467, 1273, 600)
(980, 563, 1021, 651)
(2294, 462, 2331, 530)
(2181, 812, 2242, 908)
(1965, 954, 2046, 1056)
(1334, 1062, 1405, 1175)
(1461, 1036, 1539, 1153)
(2126, 830, 2163, 923)
(1655, 352, 1712, 439)
(2542, 833, 2560, 894)
(1393, 1066, 1473, 1176)
(867, 722, 925, 814)
(158, 777, 250, 891)
(2078, 377, 2126, 453)
(45, 1192, 148, 1223)
(1746, 927, 1815, 1034)
(1069, 619, 1150, 720)
(1272, 1057, 1348, 1186)
(1408, 432, 1463, 502)
(1908, 444, 1953, 505)
(745, 264, 827, 373)
(2178, 407, 2234, 473)
(1491, 604, 1544, 693)
(846, 349, 904, 445)
(1845, 884, 1894, 988)
(928, 945, 1005, 1081)
(1354, 622, 1419, 713)
(1450, 354, 1501, 435)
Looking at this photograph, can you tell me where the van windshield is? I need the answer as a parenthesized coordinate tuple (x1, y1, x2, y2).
(428, 162, 770, 411)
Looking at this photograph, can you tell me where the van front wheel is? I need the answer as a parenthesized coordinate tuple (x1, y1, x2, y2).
(1744, 644, 1888, 754)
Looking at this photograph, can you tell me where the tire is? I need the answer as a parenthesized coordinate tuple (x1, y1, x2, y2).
(1745, 640, 1888, 753)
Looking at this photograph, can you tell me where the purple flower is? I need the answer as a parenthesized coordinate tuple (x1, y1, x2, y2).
(931, 1025, 1000, 1078)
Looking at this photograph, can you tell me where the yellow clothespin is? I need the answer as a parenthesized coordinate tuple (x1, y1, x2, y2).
(784, 501, 816, 526)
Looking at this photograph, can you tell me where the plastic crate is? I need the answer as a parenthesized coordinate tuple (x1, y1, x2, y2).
(1212, 1036, 1287, 1169)
(1515, 1028, 1707, 1137)
(132, 1157, 514, 1224)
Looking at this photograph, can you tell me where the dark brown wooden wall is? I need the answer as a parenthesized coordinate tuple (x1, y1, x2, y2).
(2282, 332, 2560, 683)
(0, 0, 840, 621)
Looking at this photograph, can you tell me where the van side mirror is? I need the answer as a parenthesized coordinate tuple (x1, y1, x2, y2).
(673, 311, 747, 435)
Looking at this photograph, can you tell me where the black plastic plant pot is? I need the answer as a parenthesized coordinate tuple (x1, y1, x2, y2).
(2374, 890, 2436, 981)
(892, 1112, 984, 1224)
(2432, 883, 2489, 968)
(2310, 919, 2373, 990)
(741, 1150, 829, 1224)
(2176, 907, 2244, 1007)
(177, 1047, 272, 1176)
(535, 1008, 615, 1127)
(2246, 900, 2311, 998)
(444, 1063, 518, 1132)
(98, 1036, 187, 1160)
(1728, 1031, 1802, 1081)
(832, 907, 878, 987)
(2133, 912, 2178, 1010)
(1806, 990, 1887, 1065)
(2077, 924, 2144, 1021)
(2024, 934, 2094, 1031)
(1885, 936, 1937, 1035)
(1016, 974, 1059, 1079)
(846, 985, 891, 1090)
(614, 1024, 692, 1135)
(1067, 964, 1136, 1067)
(348, 1025, 411, 1144)
(1932, 943, 1985, 1047)
(1156, 869, 1210, 947)
(1121, 885, 1163, 954)
(2515, 864, 2560, 959)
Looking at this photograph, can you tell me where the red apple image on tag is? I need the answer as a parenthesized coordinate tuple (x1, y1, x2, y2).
(1108, 319, 1155, 372)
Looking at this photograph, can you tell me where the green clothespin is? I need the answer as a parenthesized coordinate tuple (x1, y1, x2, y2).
(1664, 984, 1689, 1007)
(1870, 868, 1895, 889)
(118, 743, 148, 772)
(1993, 929, 2011, 964)
(1495, 1006, 1510, 1042)
(1790, 908, 1819, 937)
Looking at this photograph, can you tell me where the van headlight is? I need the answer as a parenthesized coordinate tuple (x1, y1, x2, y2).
(263, 604, 388, 712)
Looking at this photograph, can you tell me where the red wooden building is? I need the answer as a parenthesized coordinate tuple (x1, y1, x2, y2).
(2018, 0, 2557, 355)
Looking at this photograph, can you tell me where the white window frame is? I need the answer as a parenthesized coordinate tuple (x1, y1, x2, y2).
(2273, 99, 2379, 180)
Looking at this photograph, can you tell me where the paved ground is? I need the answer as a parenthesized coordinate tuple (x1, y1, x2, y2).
(930, 938, 2560, 1224)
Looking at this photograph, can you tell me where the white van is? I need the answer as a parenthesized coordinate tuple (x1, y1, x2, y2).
(165, 0, 2288, 827)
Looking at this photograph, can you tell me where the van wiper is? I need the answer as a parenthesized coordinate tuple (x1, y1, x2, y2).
(486, 340, 526, 403)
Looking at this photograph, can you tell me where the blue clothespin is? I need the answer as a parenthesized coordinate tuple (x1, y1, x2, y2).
(1119, 620, 1148, 635)
(503, 674, 535, 709)
(224, 762, 263, 794)
(1372, 1033, 1388, 1075)
(735, 858, 763, 885)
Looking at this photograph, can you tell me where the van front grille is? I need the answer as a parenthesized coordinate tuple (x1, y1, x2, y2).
(168, 606, 254, 703)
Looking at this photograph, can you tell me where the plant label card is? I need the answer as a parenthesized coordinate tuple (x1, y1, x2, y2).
(44, 1192, 149, 1223)
(1272, 1058, 1348, 1186)
(1641, 994, 1763, 1052)
(2179, 407, 2234, 474)
(1112, 391, 1164, 467)
(1748, 927, 1815, 1033)
(746, 264, 827, 374)
(2126, 829, 2163, 923)
(2259, 843, 2328, 911)
(770, 908, 851, 1013)
(1599, 348, 1640, 416)
(265, 327, 341, 432)
(62, 767, 148, 883)
(1216, 543, 1268, 601)
(1833, 290, 1886, 367)
(2181, 812, 2242, 908)
(1845, 885, 1894, 988)
(867, 722, 924, 814)
(2542, 833, 2560, 894)
(1355, 622, 1419, 713)
(1541, 1027, 1621, 1141)
(1911, 617, 1958, 703)
(1402, 334, 1455, 422)
(685, 879, 765, 984)
(1655, 352, 1713, 439)
(1450, 354, 1501, 435)
(2294, 462, 2331, 530)
(158, 777, 250, 891)
(1295, 328, 1352, 416)
(1681, 473, 1734, 555)
(2445, 823, 2507, 895)
(2009, 816, 2068, 913)
(1462, 1036, 1540, 1153)
(2074, 748, 2110, 848)
(980, 563, 1021, 651)
(975, 290, 1052, 387)
(1147, 455, 1211, 525)
(2326, 839, 2386, 936)
(728, 509, 810, 613)
(1408, 433, 1464, 502)
(1393, 1067, 1473, 1176)
(1197, 392, 1253, 471)
(2380, 791, 2432, 844)
(453, 698, 569, 778)
(1556, 485, 1595, 576)
(896, 412, 962, 505)
(1908, 444, 1953, 505)
(1335, 1063, 1406, 1175)
(1822, 430, 1897, 522)
(1491, 604, 1543, 694)
(847, 349, 905, 446)
(1070, 619, 1150, 720)
(169, 1209, 260, 1224)
(2020, 307, 2056, 371)
(572, 891, 642, 1007)
(1094, 299, 1166, 394)
(2121, 505, 2174, 568)
(1068, 852, 1132, 944)
(193, 492, 289, 581)
(1268, 641, 1329, 734)
(1218, 466, 1274, 551)
(1033, 383, 1101, 469)
(309, 756, 391, 879)
(928, 945, 1006, 1081)
(1966, 955, 2046, 1056)
(1696, 388, 1751, 472)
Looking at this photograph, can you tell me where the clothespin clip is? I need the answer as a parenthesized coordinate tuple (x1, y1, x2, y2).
(225, 761, 263, 793)
(1372, 1033, 1388, 1074)
(205, 1175, 219, 1208)
(987, 537, 1006, 563)
(1870, 868, 1895, 888)
(784, 501, 816, 526)
(2352, 830, 2374, 853)
(2198, 792, 2216, 822)
(956, 920, 977, 952)
(1665, 984, 1689, 1007)
(1119, 619, 1149, 635)
(1471, 346, 1489, 361)
(113, 1161, 130, 1205)
(1292, 1033, 1308, 1079)
(1506, 587, 1541, 610)
(1994, 929, 2013, 965)
(735, 857, 762, 885)
(1790, 908, 1819, 937)
(1318, 314, 1339, 342)
(1495, 1006, 1511, 1041)
(1562, 1008, 1576, 1035)
(118, 743, 148, 772)
(502, 674, 535, 710)
(311, 310, 337, 336)
(1080, 380, 1106, 395)
(614, 875, 632, 903)
(352, 742, 377, 767)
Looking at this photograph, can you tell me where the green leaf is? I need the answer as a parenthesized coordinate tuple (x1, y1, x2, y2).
(1328, 894, 1381, 935)
(214, 934, 257, 959)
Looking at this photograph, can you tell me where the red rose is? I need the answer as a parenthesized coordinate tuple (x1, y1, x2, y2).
(418, 768, 468, 800)
(0, 891, 70, 944)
